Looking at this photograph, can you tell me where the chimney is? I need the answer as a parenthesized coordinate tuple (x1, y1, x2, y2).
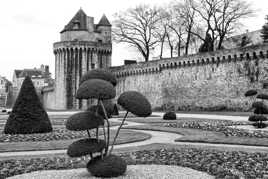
(45, 65, 49, 74)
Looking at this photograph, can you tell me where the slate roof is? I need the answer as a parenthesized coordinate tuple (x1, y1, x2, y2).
(14, 69, 48, 79)
(61, 9, 88, 33)
(97, 14, 111, 27)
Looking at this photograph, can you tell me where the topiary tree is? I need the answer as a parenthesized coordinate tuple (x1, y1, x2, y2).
(245, 89, 268, 128)
(66, 69, 152, 178)
(261, 15, 268, 43)
(4, 76, 52, 134)
(163, 111, 177, 120)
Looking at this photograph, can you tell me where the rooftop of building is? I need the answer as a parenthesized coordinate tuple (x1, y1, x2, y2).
(14, 65, 50, 79)
(60, 8, 111, 33)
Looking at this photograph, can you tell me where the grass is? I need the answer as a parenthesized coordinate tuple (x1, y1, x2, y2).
(154, 110, 251, 116)
(124, 116, 236, 124)
(0, 129, 151, 152)
(123, 124, 268, 148)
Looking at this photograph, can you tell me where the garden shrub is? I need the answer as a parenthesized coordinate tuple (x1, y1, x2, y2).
(66, 111, 104, 131)
(113, 104, 119, 115)
(117, 91, 152, 117)
(163, 111, 177, 120)
(87, 100, 115, 118)
(252, 101, 267, 109)
(244, 89, 257, 97)
(80, 69, 117, 86)
(87, 155, 127, 177)
(245, 89, 268, 128)
(4, 76, 52, 134)
(249, 115, 268, 128)
(76, 79, 116, 100)
(67, 139, 106, 157)
(256, 93, 268, 100)
(254, 107, 268, 114)
(66, 69, 151, 177)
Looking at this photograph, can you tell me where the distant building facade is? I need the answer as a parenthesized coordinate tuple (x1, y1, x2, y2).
(0, 76, 12, 107)
(42, 9, 112, 110)
(12, 65, 53, 104)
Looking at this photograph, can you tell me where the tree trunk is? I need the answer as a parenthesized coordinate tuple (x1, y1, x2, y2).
(177, 39, 181, 57)
(217, 35, 224, 50)
(185, 31, 191, 55)
(159, 39, 165, 59)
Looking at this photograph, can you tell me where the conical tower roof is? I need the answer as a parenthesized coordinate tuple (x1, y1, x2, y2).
(97, 14, 111, 27)
(61, 8, 88, 33)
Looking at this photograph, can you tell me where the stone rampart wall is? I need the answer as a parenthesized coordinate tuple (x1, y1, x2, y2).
(111, 44, 268, 111)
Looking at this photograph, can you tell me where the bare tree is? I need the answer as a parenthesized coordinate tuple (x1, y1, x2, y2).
(113, 5, 162, 62)
(167, 1, 186, 56)
(189, 0, 254, 51)
(171, 0, 196, 55)
(213, 0, 254, 49)
(155, 7, 169, 59)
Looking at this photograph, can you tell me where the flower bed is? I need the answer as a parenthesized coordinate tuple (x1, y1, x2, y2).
(0, 122, 124, 143)
(1, 148, 268, 178)
(164, 120, 268, 138)
(0, 128, 90, 142)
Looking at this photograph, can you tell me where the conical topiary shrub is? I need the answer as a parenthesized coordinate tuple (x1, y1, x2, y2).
(66, 69, 151, 178)
(245, 89, 268, 128)
(4, 76, 52, 134)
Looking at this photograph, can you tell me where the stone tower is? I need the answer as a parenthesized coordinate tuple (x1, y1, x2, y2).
(53, 9, 112, 109)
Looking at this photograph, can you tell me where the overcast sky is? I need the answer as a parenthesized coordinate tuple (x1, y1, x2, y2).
(0, 0, 266, 80)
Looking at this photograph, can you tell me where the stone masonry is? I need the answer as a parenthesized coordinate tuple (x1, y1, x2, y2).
(111, 44, 268, 111)
(43, 9, 112, 110)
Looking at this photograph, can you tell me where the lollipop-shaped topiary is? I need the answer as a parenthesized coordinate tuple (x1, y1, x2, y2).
(66, 69, 151, 178)
(245, 89, 268, 128)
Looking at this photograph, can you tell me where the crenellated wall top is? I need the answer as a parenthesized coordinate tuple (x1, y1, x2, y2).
(53, 41, 112, 54)
(110, 44, 268, 78)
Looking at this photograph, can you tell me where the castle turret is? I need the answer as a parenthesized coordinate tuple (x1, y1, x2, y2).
(52, 9, 112, 110)
(96, 14, 112, 43)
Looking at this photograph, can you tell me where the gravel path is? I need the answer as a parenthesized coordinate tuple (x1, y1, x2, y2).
(7, 165, 214, 179)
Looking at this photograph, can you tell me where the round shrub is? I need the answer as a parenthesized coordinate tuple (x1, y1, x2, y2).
(163, 111, 177, 120)
(256, 93, 268, 100)
(87, 154, 127, 177)
(87, 100, 115, 118)
(245, 89, 257, 97)
(4, 76, 52, 134)
(66, 111, 104, 131)
(76, 79, 116, 100)
(252, 101, 267, 109)
(117, 91, 152, 117)
(80, 69, 117, 86)
(67, 138, 106, 157)
(248, 115, 268, 122)
(254, 107, 268, 114)
(252, 122, 267, 128)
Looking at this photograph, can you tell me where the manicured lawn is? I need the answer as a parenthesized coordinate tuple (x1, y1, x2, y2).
(123, 124, 268, 147)
(124, 116, 238, 123)
(156, 110, 251, 116)
(0, 129, 151, 152)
